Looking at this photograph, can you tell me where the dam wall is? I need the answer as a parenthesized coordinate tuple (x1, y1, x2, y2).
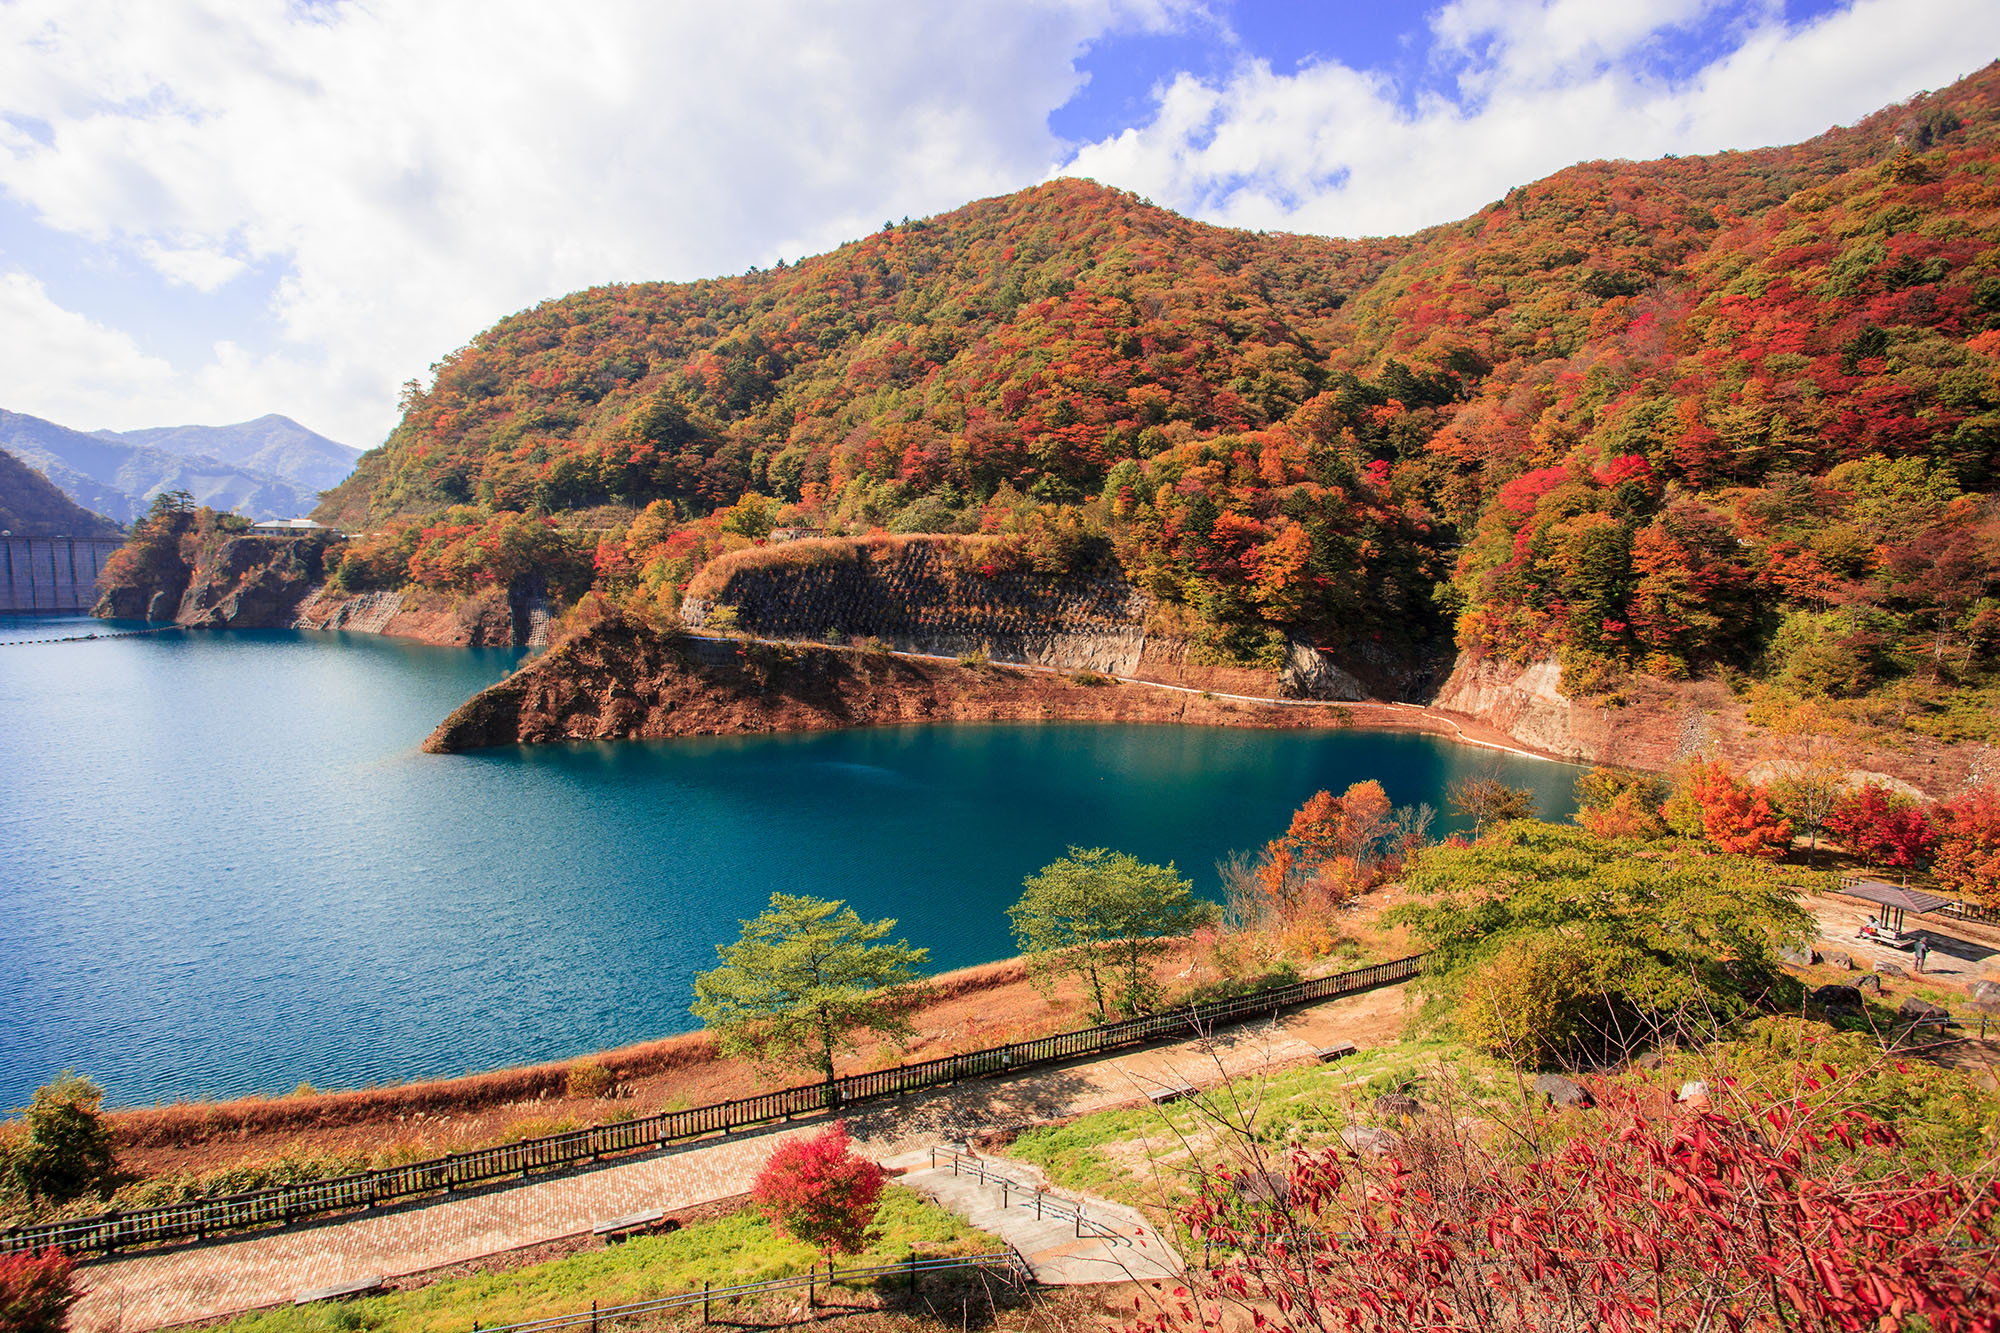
(0, 537, 124, 613)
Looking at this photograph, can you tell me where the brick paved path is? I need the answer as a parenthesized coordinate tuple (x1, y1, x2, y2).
(72, 983, 1408, 1332)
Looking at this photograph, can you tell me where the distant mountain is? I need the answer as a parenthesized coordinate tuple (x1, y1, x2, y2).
(0, 409, 323, 524)
(0, 446, 123, 538)
(95, 414, 360, 492)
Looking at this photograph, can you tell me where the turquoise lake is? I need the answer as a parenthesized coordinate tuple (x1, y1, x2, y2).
(0, 614, 1579, 1107)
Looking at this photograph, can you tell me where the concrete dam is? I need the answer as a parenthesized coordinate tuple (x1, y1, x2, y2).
(1, 537, 124, 614)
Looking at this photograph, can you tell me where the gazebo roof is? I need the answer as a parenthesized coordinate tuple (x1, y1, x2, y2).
(1841, 879, 1952, 915)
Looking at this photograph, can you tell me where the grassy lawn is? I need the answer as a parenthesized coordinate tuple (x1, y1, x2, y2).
(199, 1186, 998, 1333)
(1004, 1035, 1514, 1212)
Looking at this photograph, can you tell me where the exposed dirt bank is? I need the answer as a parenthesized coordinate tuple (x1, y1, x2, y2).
(422, 612, 1384, 753)
(1434, 654, 2000, 800)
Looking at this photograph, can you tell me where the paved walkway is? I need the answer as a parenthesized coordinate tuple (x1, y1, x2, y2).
(891, 1150, 1181, 1286)
(72, 982, 1408, 1331)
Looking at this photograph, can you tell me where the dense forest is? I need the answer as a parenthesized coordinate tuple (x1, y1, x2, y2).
(312, 64, 2000, 736)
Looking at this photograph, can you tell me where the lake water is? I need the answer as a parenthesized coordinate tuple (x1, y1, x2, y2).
(0, 614, 1579, 1107)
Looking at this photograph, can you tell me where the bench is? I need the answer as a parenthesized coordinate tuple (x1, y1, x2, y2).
(1313, 1042, 1358, 1063)
(593, 1208, 666, 1240)
(295, 1275, 385, 1305)
(1145, 1082, 1197, 1106)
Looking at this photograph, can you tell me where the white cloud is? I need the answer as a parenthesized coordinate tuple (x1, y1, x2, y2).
(1062, 0, 2000, 238)
(0, 270, 181, 425)
(0, 0, 1192, 446)
(0, 268, 336, 432)
(139, 241, 248, 292)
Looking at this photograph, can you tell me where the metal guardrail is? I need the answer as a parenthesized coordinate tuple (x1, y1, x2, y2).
(465, 1250, 1033, 1333)
(1, 953, 1424, 1258)
(925, 1147, 1122, 1240)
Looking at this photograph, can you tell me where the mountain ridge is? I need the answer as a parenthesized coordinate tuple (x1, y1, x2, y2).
(2, 409, 332, 524)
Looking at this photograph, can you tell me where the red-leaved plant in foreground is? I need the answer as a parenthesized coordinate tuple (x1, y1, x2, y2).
(750, 1121, 885, 1262)
(1133, 1084, 1998, 1333)
(0, 1247, 75, 1333)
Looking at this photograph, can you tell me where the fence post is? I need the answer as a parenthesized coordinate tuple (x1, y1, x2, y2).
(703, 1281, 710, 1324)
(809, 1263, 816, 1310)
(908, 1252, 918, 1295)
(1001, 1179, 1009, 1208)
(591, 1300, 598, 1333)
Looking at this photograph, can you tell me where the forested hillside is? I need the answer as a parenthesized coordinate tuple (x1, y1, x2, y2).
(315, 65, 2000, 735)
(0, 447, 123, 538)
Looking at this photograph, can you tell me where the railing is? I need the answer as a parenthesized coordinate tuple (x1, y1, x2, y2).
(0, 953, 1423, 1258)
(1936, 900, 2000, 927)
(926, 1146, 1122, 1240)
(467, 1250, 1032, 1333)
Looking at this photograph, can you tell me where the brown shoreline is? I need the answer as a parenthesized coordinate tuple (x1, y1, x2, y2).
(420, 614, 1580, 768)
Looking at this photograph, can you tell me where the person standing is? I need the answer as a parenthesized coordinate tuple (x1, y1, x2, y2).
(1914, 936, 1930, 973)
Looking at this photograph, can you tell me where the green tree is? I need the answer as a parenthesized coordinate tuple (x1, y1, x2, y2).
(1391, 823, 1813, 1066)
(1009, 847, 1213, 1020)
(5, 1073, 116, 1205)
(691, 894, 928, 1088)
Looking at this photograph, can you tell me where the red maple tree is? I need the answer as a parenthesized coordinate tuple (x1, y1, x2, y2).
(1826, 784, 1940, 881)
(750, 1121, 885, 1260)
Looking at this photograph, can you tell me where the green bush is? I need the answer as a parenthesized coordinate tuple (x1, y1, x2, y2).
(4, 1073, 115, 1206)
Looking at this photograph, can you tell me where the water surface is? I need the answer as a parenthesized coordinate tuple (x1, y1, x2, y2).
(0, 615, 1577, 1106)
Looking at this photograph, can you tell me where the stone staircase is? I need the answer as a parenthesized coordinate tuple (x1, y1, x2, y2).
(888, 1146, 1182, 1286)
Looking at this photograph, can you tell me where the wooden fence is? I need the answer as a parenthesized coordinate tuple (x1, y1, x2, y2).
(0, 953, 1424, 1258)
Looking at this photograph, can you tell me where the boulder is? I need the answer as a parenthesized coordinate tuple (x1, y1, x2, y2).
(1875, 962, 1909, 979)
(1858, 973, 1883, 994)
(1339, 1126, 1402, 1157)
(1778, 944, 1819, 967)
(1675, 1080, 1710, 1104)
(1971, 980, 2000, 1003)
(1897, 997, 1952, 1026)
(1810, 984, 1864, 1011)
(1532, 1074, 1593, 1108)
(1823, 951, 1853, 971)
(1373, 1093, 1422, 1118)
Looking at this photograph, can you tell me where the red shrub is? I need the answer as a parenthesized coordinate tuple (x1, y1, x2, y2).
(750, 1121, 884, 1259)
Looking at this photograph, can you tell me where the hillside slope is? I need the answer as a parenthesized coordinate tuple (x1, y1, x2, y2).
(0, 446, 123, 537)
(293, 67, 2000, 753)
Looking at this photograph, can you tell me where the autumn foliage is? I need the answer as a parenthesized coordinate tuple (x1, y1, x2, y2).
(749, 1122, 884, 1259)
(1141, 1087, 2000, 1333)
(1826, 783, 1941, 876)
(1933, 786, 2000, 904)
(307, 68, 2000, 700)
(0, 1248, 74, 1333)
(1687, 761, 1794, 858)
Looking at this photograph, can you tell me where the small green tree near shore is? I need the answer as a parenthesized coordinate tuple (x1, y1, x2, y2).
(692, 894, 928, 1087)
(1009, 848, 1213, 1020)
(3, 1073, 115, 1206)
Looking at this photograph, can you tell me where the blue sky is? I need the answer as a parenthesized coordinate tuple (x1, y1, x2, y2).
(0, 0, 1992, 449)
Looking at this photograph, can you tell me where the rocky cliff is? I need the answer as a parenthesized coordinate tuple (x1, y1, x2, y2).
(681, 535, 1375, 700)
(95, 526, 550, 646)
(422, 610, 1356, 753)
(1432, 653, 1998, 800)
